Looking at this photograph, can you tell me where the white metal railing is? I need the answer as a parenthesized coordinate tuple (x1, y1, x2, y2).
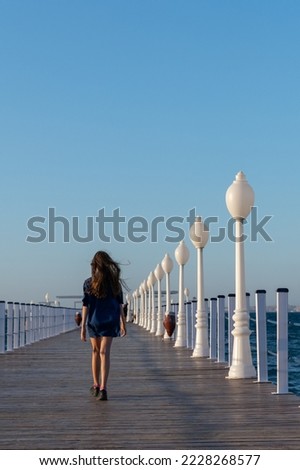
(0, 301, 78, 354)
(133, 287, 294, 396)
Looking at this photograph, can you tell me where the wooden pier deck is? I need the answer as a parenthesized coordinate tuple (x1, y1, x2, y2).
(1, 323, 300, 450)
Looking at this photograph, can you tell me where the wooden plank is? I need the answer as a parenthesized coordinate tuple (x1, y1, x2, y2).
(1, 323, 300, 449)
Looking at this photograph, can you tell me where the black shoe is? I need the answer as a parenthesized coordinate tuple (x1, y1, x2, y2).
(90, 385, 100, 397)
(98, 389, 108, 401)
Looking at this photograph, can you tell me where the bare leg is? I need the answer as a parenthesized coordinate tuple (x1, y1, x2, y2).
(90, 337, 101, 386)
(99, 337, 113, 390)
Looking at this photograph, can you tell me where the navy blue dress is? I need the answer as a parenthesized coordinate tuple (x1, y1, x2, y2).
(82, 278, 123, 338)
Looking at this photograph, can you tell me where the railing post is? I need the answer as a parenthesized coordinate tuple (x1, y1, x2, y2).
(255, 290, 268, 383)
(41, 304, 46, 339)
(174, 303, 179, 341)
(19, 303, 25, 348)
(45, 305, 50, 337)
(0, 301, 5, 354)
(40, 304, 44, 339)
(31, 304, 36, 342)
(6, 302, 13, 352)
(62, 307, 66, 333)
(29, 303, 34, 343)
(13, 302, 20, 349)
(191, 300, 196, 349)
(52, 305, 56, 336)
(276, 288, 289, 394)
(246, 292, 251, 314)
(25, 303, 31, 345)
(227, 294, 235, 367)
(217, 295, 225, 363)
(36, 304, 42, 341)
(205, 297, 209, 336)
(51, 305, 55, 337)
(64, 307, 68, 333)
(56, 306, 60, 335)
(185, 301, 192, 349)
(209, 298, 217, 360)
(34, 304, 40, 342)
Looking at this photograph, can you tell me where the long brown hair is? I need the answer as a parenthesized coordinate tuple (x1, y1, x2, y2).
(90, 251, 122, 298)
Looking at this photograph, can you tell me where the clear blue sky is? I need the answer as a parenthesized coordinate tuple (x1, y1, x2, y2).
(0, 0, 299, 307)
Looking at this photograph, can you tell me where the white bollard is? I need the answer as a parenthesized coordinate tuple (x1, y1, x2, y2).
(276, 288, 289, 394)
(227, 294, 235, 367)
(255, 290, 268, 383)
(209, 298, 217, 360)
(217, 295, 225, 363)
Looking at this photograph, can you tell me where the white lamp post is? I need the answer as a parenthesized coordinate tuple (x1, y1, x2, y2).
(125, 293, 132, 322)
(139, 284, 144, 326)
(226, 171, 256, 378)
(149, 271, 157, 333)
(146, 275, 152, 331)
(154, 263, 164, 336)
(161, 253, 174, 340)
(132, 290, 137, 324)
(189, 216, 209, 357)
(143, 279, 148, 329)
(174, 240, 190, 348)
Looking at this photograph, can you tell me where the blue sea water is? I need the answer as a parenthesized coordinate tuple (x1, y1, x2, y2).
(248, 312, 300, 397)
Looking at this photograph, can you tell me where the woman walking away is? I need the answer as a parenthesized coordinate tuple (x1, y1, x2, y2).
(81, 251, 127, 401)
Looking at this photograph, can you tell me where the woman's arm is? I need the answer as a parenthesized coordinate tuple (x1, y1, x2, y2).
(81, 306, 89, 342)
(120, 304, 127, 337)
